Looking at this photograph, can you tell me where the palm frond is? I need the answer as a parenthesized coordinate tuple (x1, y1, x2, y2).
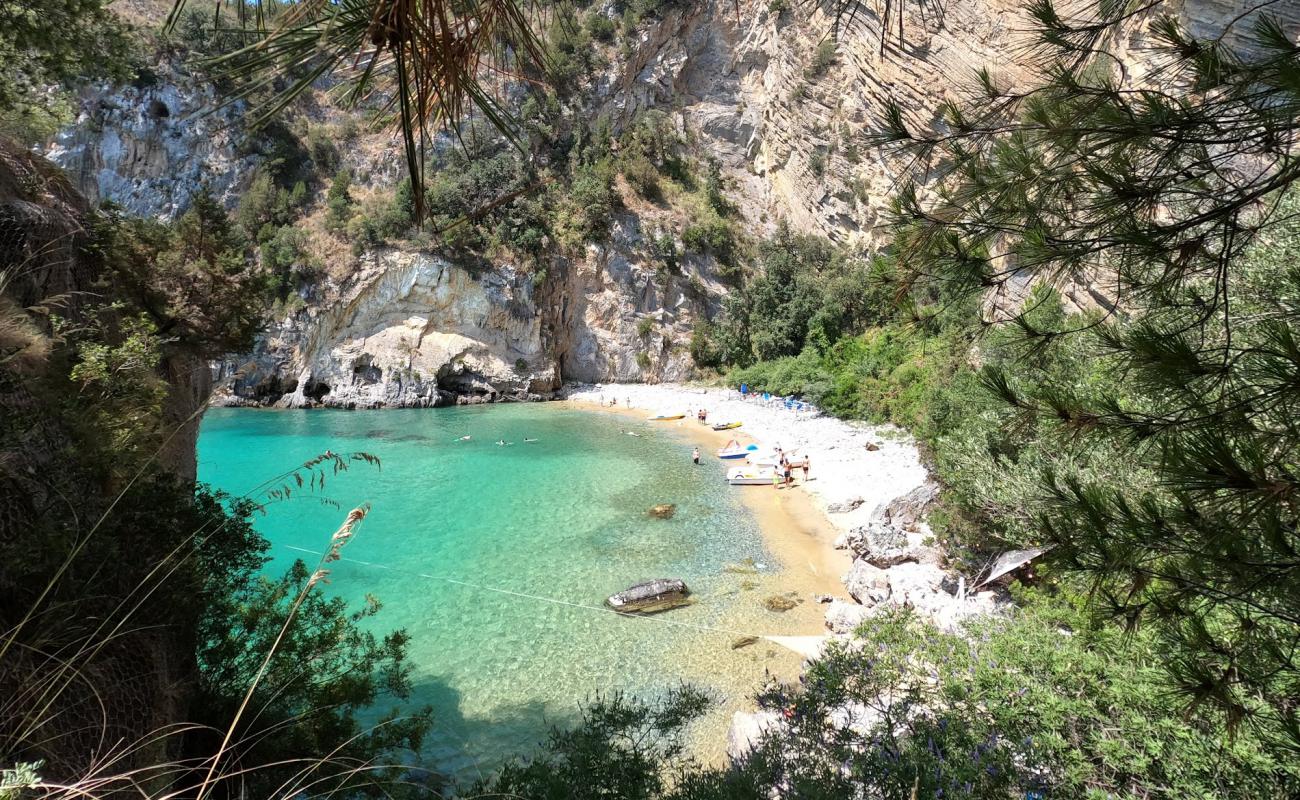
(167, 0, 546, 223)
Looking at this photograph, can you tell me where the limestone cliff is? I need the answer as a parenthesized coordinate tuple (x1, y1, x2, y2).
(45, 64, 253, 219)
(218, 250, 555, 408)
(47, 0, 1295, 406)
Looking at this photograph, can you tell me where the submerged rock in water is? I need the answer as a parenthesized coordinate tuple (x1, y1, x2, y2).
(763, 593, 801, 612)
(648, 503, 677, 519)
(731, 635, 760, 650)
(606, 578, 691, 613)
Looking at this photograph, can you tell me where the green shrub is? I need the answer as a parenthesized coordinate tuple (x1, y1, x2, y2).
(585, 11, 617, 42)
(637, 317, 654, 338)
(325, 168, 354, 233)
(621, 155, 661, 200)
(808, 149, 826, 178)
(635, 351, 652, 369)
(559, 160, 619, 246)
(305, 124, 341, 174)
(689, 322, 724, 369)
(681, 210, 733, 264)
(805, 39, 837, 79)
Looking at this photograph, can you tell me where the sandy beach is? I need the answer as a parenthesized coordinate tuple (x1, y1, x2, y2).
(563, 382, 931, 576)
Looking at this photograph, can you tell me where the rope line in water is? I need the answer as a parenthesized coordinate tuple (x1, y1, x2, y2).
(281, 544, 773, 640)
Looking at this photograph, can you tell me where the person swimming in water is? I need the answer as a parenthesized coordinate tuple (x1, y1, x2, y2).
(524, 437, 539, 443)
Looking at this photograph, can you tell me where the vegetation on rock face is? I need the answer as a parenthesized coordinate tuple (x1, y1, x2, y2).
(0, 0, 140, 142)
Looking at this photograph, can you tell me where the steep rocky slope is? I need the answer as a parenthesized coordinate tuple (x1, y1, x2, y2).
(46, 0, 1298, 406)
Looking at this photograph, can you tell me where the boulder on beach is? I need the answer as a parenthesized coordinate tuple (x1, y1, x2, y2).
(845, 559, 891, 604)
(825, 599, 873, 633)
(763, 593, 801, 612)
(648, 503, 677, 519)
(826, 496, 864, 514)
(869, 482, 939, 528)
(887, 562, 949, 612)
(853, 523, 913, 567)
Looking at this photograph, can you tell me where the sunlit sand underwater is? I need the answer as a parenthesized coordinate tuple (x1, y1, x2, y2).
(198, 405, 817, 781)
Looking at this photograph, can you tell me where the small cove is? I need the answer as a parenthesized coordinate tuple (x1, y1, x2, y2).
(197, 405, 822, 780)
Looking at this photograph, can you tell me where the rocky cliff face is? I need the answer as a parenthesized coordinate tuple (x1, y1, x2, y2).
(217, 206, 727, 409)
(50, 1, 1294, 406)
(607, 0, 1300, 247)
(219, 249, 555, 408)
(44, 64, 253, 219)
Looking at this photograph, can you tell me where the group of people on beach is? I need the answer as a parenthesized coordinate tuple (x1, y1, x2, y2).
(772, 448, 810, 489)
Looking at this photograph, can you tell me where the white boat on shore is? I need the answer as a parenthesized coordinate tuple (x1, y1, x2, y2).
(717, 440, 758, 460)
(727, 465, 776, 485)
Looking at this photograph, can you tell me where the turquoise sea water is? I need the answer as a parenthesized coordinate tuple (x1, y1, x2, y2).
(197, 405, 807, 780)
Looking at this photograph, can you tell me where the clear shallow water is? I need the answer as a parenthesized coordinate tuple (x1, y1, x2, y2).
(197, 405, 803, 781)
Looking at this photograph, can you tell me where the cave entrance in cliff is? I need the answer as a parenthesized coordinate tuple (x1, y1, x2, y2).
(304, 380, 331, 403)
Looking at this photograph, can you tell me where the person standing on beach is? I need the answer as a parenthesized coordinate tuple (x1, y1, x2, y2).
(692, 447, 700, 465)
(802, 455, 811, 482)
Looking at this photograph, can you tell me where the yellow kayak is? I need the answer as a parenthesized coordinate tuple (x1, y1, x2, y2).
(648, 414, 686, 421)
(711, 421, 742, 431)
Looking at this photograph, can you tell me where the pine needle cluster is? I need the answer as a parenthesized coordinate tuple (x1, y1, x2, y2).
(882, 1, 1300, 746)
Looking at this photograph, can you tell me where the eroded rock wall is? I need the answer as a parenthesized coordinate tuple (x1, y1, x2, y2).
(218, 250, 556, 408)
(44, 65, 253, 219)
(53, 1, 1295, 404)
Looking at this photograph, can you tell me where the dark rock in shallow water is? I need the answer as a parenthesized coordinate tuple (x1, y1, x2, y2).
(606, 578, 691, 614)
(731, 635, 760, 650)
(763, 593, 801, 612)
(648, 503, 677, 519)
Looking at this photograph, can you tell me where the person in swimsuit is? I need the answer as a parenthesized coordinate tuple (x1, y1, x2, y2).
(802, 455, 811, 481)
(692, 447, 700, 465)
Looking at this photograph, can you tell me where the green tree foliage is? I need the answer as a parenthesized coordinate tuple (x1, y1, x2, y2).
(746, 595, 1297, 799)
(326, 168, 355, 233)
(712, 226, 894, 366)
(546, 4, 603, 95)
(877, 1, 1300, 741)
(196, 550, 432, 799)
(0, 0, 138, 142)
(101, 191, 268, 355)
(469, 688, 713, 800)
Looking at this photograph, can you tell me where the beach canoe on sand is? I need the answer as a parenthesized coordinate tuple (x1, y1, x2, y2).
(711, 421, 743, 431)
(606, 578, 691, 614)
(727, 465, 776, 485)
(718, 441, 758, 459)
(647, 413, 686, 421)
